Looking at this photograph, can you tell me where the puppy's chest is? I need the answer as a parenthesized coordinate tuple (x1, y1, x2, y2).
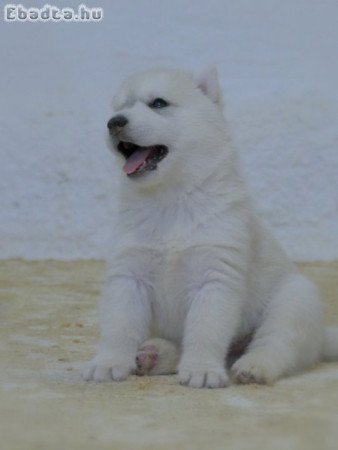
(152, 248, 195, 303)
(149, 248, 197, 339)
(135, 244, 221, 302)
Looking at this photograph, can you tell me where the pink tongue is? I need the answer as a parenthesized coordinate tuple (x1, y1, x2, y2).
(123, 148, 152, 174)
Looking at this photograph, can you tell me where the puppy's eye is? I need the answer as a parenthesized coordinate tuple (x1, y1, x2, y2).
(148, 98, 169, 109)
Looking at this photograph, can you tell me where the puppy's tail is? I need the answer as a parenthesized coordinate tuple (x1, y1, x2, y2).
(322, 326, 338, 361)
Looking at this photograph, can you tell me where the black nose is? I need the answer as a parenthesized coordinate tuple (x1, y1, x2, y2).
(107, 115, 128, 130)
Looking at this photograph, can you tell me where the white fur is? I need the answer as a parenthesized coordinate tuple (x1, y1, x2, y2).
(83, 67, 338, 388)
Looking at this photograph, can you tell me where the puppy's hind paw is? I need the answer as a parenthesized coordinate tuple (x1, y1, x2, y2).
(230, 353, 276, 385)
(135, 344, 159, 375)
(135, 338, 179, 376)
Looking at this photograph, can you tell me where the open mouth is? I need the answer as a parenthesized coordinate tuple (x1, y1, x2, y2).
(117, 141, 168, 176)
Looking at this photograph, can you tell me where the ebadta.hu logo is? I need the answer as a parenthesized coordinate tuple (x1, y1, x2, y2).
(4, 4, 104, 22)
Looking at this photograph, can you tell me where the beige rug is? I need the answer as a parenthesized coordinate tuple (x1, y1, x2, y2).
(1, 260, 338, 450)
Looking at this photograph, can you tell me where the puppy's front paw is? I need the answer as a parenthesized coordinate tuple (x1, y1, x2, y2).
(178, 362, 229, 388)
(230, 353, 276, 385)
(83, 354, 135, 382)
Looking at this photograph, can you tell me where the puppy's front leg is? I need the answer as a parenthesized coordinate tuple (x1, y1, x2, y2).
(83, 275, 150, 382)
(178, 281, 241, 388)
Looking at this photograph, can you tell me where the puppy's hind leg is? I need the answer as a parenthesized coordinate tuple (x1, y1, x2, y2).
(135, 338, 180, 376)
(231, 274, 323, 384)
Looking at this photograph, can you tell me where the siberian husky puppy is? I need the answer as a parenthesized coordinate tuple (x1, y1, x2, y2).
(84, 68, 338, 388)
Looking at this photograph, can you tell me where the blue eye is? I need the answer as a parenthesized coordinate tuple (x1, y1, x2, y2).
(149, 98, 169, 108)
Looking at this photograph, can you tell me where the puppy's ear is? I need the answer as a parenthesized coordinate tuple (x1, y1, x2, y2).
(195, 66, 223, 108)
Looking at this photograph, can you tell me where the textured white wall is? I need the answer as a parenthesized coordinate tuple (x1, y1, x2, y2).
(1, 0, 338, 261)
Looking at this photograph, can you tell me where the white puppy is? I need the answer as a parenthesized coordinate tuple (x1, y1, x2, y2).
(84, 67, 338, 388)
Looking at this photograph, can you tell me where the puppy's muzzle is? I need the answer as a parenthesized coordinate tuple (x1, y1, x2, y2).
(107, 115, 128, 134)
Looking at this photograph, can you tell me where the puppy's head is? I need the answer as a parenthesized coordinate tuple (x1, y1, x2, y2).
(106, 67, 226, 189)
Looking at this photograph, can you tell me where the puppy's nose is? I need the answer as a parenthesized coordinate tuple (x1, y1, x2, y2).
(107, 115, 128, 131)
